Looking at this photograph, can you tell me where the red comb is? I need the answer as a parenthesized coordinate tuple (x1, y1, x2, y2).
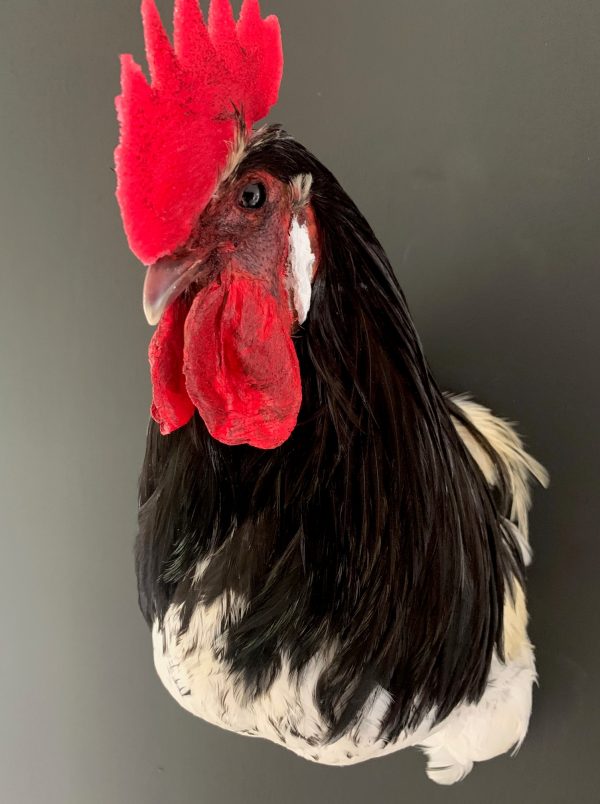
(115, 0, 283, 265)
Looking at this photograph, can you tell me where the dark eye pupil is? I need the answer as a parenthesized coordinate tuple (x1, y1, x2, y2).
(240, 182, 266, 209)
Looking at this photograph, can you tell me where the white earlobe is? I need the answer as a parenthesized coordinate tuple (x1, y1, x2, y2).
(287, 216, 316, 324)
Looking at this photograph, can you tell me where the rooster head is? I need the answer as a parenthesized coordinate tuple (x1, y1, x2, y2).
(115, 0, 319, 448)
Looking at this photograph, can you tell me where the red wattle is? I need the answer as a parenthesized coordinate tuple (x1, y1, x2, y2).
(182, 271, 302, 449)
(149, 295, 195, 434)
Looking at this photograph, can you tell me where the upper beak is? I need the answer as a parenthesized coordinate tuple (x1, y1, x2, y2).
(143, 247, 213, 325)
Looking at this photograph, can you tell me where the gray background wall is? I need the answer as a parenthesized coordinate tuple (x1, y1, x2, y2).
(1, 1, 598, 802)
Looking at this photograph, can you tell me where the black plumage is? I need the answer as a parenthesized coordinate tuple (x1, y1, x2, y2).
(136, 126, 524, 741)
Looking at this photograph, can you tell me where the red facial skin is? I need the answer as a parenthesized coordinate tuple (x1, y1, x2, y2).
(115, 0, 284, 266)
(149, 171, 315, 449)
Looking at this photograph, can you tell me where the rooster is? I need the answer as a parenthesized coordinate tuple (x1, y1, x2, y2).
(115, 0, 548, 784)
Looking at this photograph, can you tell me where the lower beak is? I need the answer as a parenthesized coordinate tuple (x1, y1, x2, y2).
(143, 247, 213, 325)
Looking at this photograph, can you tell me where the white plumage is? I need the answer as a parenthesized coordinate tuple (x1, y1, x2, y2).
(286, 216, 316, 325)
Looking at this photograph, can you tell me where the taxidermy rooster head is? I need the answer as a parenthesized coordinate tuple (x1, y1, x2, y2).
(115, 0, 547, 780)
(116, 0, 320, 449)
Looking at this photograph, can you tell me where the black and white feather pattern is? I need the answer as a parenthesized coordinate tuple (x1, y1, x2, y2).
(136, 127, 547, 783)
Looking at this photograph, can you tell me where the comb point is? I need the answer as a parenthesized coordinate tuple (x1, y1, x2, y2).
(208, 0, 237, 42)
(142, 0, 176, 86)
(239, 0, 261, 26)
(173, 0, 209, 64)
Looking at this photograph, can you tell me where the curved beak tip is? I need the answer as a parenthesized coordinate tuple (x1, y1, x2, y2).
(142, 252, 209, 326)
(143, 296, 162, 327)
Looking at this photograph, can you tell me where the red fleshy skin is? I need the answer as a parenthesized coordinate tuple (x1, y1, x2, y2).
(182, 272, 302, 449)
(149, 295, 196, 434)
(115, 0, 283, 265)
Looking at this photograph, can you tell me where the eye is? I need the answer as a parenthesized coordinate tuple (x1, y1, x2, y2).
(239, 182, 267, 210)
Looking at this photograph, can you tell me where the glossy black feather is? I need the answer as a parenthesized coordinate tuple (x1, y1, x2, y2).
(136, 126, 524, 740)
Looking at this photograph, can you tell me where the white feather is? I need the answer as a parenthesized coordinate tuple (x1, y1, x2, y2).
(420, 647, 536, 784)
(153, 592, 534, 779)
(286, 217, 315, 324)
(450, 393, 549, 544)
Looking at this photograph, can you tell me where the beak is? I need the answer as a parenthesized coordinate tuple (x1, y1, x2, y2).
(143, 247, 213, 325)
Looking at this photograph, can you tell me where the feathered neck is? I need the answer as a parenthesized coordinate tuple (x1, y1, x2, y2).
(136, 127, 523, 739)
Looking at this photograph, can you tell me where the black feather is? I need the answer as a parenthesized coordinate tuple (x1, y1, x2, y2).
(136, 126, 524, 741)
